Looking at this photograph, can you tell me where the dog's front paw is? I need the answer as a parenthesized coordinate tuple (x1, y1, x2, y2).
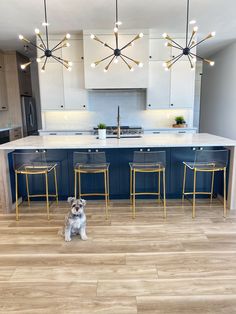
(81, 234, 88, 241)
(65, 236, 71, 242)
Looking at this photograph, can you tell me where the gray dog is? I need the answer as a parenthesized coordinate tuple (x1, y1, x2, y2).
(63, 197, 88, 242)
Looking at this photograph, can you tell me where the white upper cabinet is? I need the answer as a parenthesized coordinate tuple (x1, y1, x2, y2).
(83, 30, 149, 89)
(149, 38, 171, 61)
(62, 39, 84, 62)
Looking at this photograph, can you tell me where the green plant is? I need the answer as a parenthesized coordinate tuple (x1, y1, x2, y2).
(97, 123, 107, 129)
(175, 116, 186, 125)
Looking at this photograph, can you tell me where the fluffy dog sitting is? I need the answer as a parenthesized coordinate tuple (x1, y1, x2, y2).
(63, 197, 88, 242)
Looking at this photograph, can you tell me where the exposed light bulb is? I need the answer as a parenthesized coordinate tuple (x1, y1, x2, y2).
(65, 42, 70, 47)
(163, 62, 168, 68)
(189, 20, 196, 25)
(138, 62, 143, 68)
(67, 67, 72, 71)
(193, 26, 199, 32)
(36, 58, 41, 63)
(66, 33, 71, 39)
(42, 22, 50, 26)
(162, 33, 168, 39)
(41, 68, 45, 73)
(211, 31, 216, 37)
(20, 64, 26, 70)
(104, 68, 108, 73)
(139, 33, 144, 38)
(131, 42, 134, 47)
(19, 35, 24, 40)
(191, 66, 195, 71)
(114, 58, 119, 64)
(164, 42, 168, 47)
(130, 67, 134, 72)
(90, 34, 95, 39)
(68, 61, 73, 66)
(34, 28, 40, 34)
(91, 63, 96, 68)
(192, 57, 197, 63)
(210, 61, 215, 66)
(116, 21, 122, 26)
(165, 67, 170, 71)
(114, 27, 118, 33)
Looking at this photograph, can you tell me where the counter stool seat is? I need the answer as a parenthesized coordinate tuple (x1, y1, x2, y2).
(14, 152, 58, 221)
(182, 149, 229, 218)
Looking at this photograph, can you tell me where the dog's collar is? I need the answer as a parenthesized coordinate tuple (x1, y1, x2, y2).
(72, 213, 82, 218)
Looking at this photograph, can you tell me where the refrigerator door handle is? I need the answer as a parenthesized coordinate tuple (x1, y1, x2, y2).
(29, 102, 34, 127)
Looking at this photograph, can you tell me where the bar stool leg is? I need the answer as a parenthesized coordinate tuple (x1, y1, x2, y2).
(210, 171, 215, 203)
(25, 173, 30, 206)
(182, 164, 187, 202)
(106, 169, 110, 206)
(15, 172, 19, 221)
(54, 167, 58, 204)
(223, 167, 227, 218)
(74, 170, 77, 199)
(130, 168, 133, 205)
(45, 172, 50, 220)
(158, 171, 161, 203)
(193, 168, 197, 219)
(104, 170, 108, 220)
(163, 168, 166, 219)
(132, 170, 136, 219)
(78, 171, 81, 199)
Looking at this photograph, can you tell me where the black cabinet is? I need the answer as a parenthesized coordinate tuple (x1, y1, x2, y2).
(16, 52, 32, 96)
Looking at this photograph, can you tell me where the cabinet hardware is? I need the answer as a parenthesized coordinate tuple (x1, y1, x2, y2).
(49, 133, 57, 135)
(148, 104, 151, 107)
(170, 104, 174, 107)
(153, 132, 160, 134)
(75, 133, 82, 135)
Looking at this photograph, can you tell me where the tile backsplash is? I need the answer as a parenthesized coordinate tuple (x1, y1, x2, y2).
(42, 90, 193, 130)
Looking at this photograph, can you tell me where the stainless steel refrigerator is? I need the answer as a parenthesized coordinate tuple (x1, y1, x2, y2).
(21, 96, 38, 136)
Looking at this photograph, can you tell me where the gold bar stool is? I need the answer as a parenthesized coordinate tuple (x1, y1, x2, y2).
(182, 149, 229, 218)
(73, 151, 110, 219)
(129, 151, 166, 219)
(13, 151, 58, 221)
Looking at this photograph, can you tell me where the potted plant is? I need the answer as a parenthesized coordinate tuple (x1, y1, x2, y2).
(97, 123, 107, 139)
(173, 116, 187, 128)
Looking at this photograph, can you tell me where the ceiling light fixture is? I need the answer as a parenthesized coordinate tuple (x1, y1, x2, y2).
(90, 0, 144, 72)
(18, 0, 72, 72)
(162, 0, 216, 70)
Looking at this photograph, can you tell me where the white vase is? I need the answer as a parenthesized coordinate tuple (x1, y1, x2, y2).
(98, 129, 106, 140)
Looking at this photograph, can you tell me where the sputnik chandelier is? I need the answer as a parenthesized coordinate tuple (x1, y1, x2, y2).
(19, 0, 72, 72)
(162, 0, 216, 70)
(90, 0, 144, 72)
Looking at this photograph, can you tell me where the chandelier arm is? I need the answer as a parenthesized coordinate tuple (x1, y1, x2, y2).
(190, 36, 211, 49)
(165, 52, 183, 65)
(52, 45, 66, 52)
(169, 44, 183, 50)
(43, 0, 49, 49)
(41, 57, 48, 71)
(51, 55, 69, 68)
(186, 0, 190, 47)
(188, 31, 196, 48)
(105, 56, 116, 71)
(96, 53, 115, 65)
(37, 34, 47, 50)
(167, 54, 183, 68)
(187, 54, 194, 68)
(92, 36, 114, 51)
(121, 54, 139, 65)
(165, 37, 183, 50)
(120, 55, 132, 69)
(120, 35, 141, 51)
(21, 37, 45, 52)
(189, 52, 204, 61)
(51, 37, 68, 52)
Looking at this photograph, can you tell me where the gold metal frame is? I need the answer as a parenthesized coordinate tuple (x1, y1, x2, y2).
(130, 167, 166, 219)
(74, 168, 109, 220)
(182, 164, 227, 218)
(15, 166, 58, 221)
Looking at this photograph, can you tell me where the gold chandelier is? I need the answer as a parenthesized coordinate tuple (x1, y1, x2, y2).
(90, 0, 144, 72)
(19, 0, 72, 72)
(163, 0, 216, 70)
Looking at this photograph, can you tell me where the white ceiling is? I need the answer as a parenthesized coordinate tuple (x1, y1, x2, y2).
(0, 0, 235, 56)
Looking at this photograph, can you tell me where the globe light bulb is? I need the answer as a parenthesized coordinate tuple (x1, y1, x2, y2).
(189, 20, 196, 25)
(165, 67, 169, 71)
(116, 21, 122, 26)
(65, 42, 70, 47)
(36, 58, 41, 63)
(42, 22, 49, 26)
(41, 68, 45, 73)
(193, 26, 198, 32)
(66, 33, 71, 39)
(20, 64, 26, 70)
(138, 62, 143, 68)
(34, 28, 40, 34)
(91, 63, 96, 68)
(211, 31, 216, 37)
(114, 27, 118, 33)
(90, 34, 95, 39)
(67, 67, 72, 71)
(139, 33, 144, 38)
(162, 33, 168, 39)
(130, 67, 134, 72)
(104, 68, 108, 73)
(210, 61, 215, 66)
(19, 35, 24, 40)
(68, 61, 73, 66)
(191, 66, 195, 71)
(163, 62, 168, 68)
(164, 42, 168, 47)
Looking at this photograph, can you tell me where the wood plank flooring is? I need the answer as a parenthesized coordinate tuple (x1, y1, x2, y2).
(0, 199, 236, 313)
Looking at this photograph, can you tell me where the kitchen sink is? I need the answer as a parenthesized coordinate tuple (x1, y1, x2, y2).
(96, 135, 142, 139)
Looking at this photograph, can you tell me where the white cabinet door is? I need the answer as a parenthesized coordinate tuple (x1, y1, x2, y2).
(146, 61, 170, 109)
(63, 63, 87, 110)
(149, 38, 171, 61)
(84, 33, 149, 89)
(0, 70, 8, 111)
(62, 39, 83, 62)
(39, 63, 64, 110)
(170, 61, 195, 108)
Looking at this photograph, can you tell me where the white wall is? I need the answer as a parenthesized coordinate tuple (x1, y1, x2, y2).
(200, 42, 236, 139)
(42, 89, 193, 130)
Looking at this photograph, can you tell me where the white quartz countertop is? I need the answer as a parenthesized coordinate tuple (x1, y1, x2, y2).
(0, 133, 235, 150)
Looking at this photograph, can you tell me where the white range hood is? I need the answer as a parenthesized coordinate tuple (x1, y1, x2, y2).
(83, 30, 149, 89)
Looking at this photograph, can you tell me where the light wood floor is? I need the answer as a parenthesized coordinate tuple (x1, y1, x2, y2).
(0, 199, 236, 313)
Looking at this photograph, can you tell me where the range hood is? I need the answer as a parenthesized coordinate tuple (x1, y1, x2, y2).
(83, 30, 149, 89)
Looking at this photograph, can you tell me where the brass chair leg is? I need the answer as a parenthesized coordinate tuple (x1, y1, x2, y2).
(54, 167, 58, 204)
(158, 171, 161, 203)
(132, 170, 136, 219)
(210, 170, 215, 203)
(193, 168, 197, 219)
(130, 168, 133, 205)
(107, 169, 110, 206)
(45, 172, 50, 220)
(163, 168, 166, 219)
(25, 173, 30, 207)
(74, 170, 77, 199)
(104, 170, 108, 220)
(223, 167, 227, 218)
(15, 172, 19, 221)
(78, 171, 81, 199)
(182, 164, 187, 202)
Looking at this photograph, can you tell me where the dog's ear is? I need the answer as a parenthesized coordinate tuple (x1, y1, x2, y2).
(81, 198, 86, 206)
(67, 197, 75, 205)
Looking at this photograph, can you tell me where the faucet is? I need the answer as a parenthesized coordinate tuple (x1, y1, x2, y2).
(117, 106, 121, 139)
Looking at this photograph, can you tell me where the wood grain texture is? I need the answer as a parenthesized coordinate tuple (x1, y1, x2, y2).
(0, 199, 235, 313)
